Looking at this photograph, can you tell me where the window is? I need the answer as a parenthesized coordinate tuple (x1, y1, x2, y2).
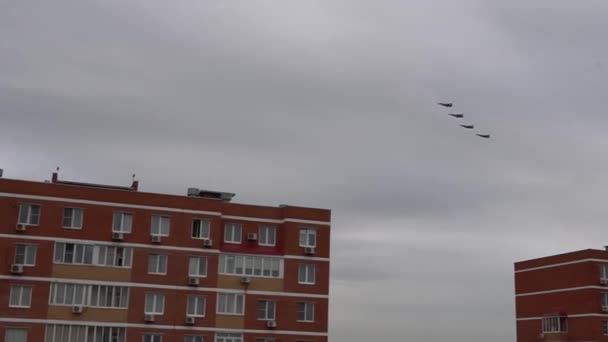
(217, 293, 244, 315)
(145, 293, 165, 314)
(9, 285, 32, 308)
(219, 254, 281, 278)
(256, 339, 275, 342)
(224, 223, 242, 244)
(299, 228, 316, 247)
(189, 256, 208, 277)
(603, 292, 608, 309)
(603, 320, 608, 335)
(148, 254, 168, 274)
(151, 215, 170, 236)
(192, 219, 210, 239)
(62, 208, 83, 229)
(144, 334, 162, 342)
(18, 203, 40, 225)
(45, 325, 126, 342)
(185, 336, 203, 342)
(297, 302, 314, 322)
(49, 283, 88, 306)
(298, 264, 316, 285)
(89, 285, 129, 308)
(98, 246, 132, 267)
(215, 333, 242, 342)
(112, 212, 133, 233)
(187, 295, 206, 317)
(14, 244, 37, 266)
(5, 328, 27, 342)
(601, 264, 608, 282)
(258, 226, 276, 246)
(542, 316, 567, 333)
(54, 243, 94, 265)
(54, 243, 132, 268)
(257, 300, 276, 320)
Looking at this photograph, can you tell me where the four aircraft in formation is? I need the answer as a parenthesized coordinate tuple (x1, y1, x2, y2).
(437, 102, 490, 139)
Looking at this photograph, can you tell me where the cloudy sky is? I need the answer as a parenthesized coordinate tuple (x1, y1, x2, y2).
(2, 1, 608, 340)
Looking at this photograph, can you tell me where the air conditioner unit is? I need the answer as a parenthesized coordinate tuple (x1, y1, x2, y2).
(601, 278, 608, 285)
(151, 235, 162, 244)
(240, 276, 251, 284)
(10, 264, 24, 274)
(185, 316, 196, 325)
(247, 233, 258, 241)
(72, 305, 84, 314)
(144, 314, 155, 323)
(266, 320, 277, 328)
(304, 247, 316, 255)
(188, 277, 200, 286)
(15, 224, 27, 232)
(203, 239, 213, 248)
(112, 232, 124, 241)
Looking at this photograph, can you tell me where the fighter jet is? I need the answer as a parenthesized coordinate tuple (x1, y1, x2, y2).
(448, 113, 464, 118)
(476, 134, 491, 139)
(437, 102, 453, 108)
(459, 124, 474, 129)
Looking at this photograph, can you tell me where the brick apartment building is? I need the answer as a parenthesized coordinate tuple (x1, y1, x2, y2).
(0, 171, 330, 342)
(515, 249, 608, 341)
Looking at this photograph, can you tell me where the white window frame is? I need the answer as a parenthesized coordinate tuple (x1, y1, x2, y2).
(217, 293, 245, 315)
(298, 264, 316, 285)
(45, 325, 126, 342)
(62, 207, 83, 229)
(215, 332, 243, 342)
(299, 228, 317, 248)
(224, 223, 242, 244)
(296, 302, 315, 322)
(14, 244, 37, 266)
(185, 336, 204, 342)
(112, 211, 133, 233)
(601, 264, 608, 283)
(89, 285, 129, 308)
(257, 299, 276, 321)
(187, 295, 206, 317)
(49, 283, 88, 306)
(9, 285, 32, 308)
(219, 254, 282, 278)
(542, 316, 567, 333)
(258, 226, 277, 246)
(151, 215, 171, 237)
(191, 218, 211, 240)
(4, 328, 28, 342)
(97, 245, 133, 268)
(143, 333, 163, 342)
(53, 242, 94, 265)
(144, 293, 165, 315)
(18, 203, 40, 225)
(148, 254, 168, 275)
(189, 256, 208, 277)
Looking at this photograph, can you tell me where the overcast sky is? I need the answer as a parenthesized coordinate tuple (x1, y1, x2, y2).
(2, 1, 608, 341)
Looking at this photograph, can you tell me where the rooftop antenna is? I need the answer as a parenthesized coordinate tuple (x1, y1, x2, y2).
(132, 173, 137, 181)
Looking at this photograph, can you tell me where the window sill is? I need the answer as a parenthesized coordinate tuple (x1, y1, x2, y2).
(8, 305, 31, 309)
(298, 282, 316, 285)
(296, 320, 315, 323)
(223, 241, 242, 245)
(216, 312, 245, 316)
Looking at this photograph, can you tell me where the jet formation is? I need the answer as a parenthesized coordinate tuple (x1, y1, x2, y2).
(437, 102, 491, 139)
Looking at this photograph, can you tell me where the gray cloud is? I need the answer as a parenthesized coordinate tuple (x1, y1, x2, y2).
(2, 1, 608, 341)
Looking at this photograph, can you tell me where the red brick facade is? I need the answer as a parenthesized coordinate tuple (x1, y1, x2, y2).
(515, 249, 608, 342)
(0, 175, 330, 342)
